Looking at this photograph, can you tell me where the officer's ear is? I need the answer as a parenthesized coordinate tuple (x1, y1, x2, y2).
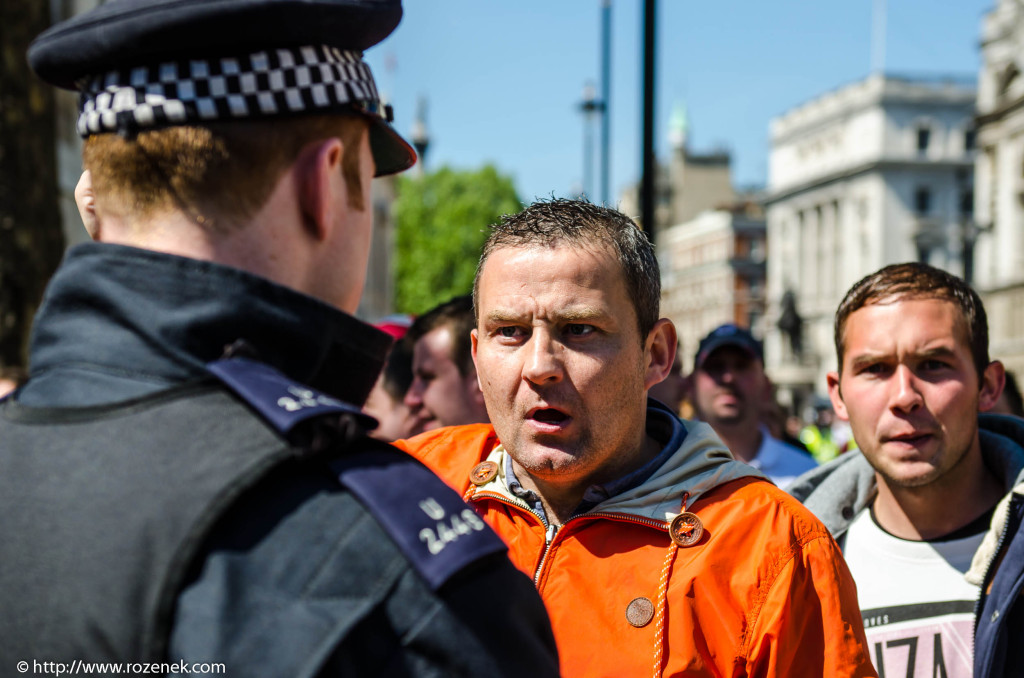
(297, 137, 345, 242)
(75, 170, 101, 239)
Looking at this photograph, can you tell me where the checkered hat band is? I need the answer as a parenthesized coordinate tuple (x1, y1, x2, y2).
(76, 45, 382, 137)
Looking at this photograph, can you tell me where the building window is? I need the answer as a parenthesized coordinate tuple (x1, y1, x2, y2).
(916, 242, 933, 265)
(988, 147, 998, 218)
(735, 236, 748, 258)
(916, 127, 931, 154)
(964, 128, 977, 152)
(999, 63, 1020, 103)
(914, 187, 931, 215)
(749, 238, 765, 263)
(960, 190, 974, 218)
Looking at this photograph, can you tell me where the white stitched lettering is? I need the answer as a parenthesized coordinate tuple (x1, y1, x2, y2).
(419, 528, 444, 554)
(419, 498, 446, 520)
(418, 510, 488, 556)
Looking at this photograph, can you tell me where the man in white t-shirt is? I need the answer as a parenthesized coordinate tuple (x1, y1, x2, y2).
(790, 263, 1024, 678)
(690, 324, 816, 488)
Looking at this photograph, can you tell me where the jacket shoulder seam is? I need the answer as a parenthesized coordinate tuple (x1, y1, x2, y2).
(736, 530, 834, 661)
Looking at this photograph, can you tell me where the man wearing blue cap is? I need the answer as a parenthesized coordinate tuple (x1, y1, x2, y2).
(0, 1, 558, 674)
(690, 324, 816, 488)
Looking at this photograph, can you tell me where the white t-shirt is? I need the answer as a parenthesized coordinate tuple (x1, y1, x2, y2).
(748, 431, 817, 489)
(842, 508, 985, 678)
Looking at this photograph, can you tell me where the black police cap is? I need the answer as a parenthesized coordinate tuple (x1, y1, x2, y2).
(28, 0, 415, 176)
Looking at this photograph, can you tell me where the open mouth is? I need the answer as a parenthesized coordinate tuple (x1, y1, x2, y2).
(529, 408, 569, 424)
(887, 432, 932, 445)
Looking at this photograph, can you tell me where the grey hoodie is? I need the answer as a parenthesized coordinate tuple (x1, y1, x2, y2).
(480, 409, 768, 529)
(788, 414, 1024, 541)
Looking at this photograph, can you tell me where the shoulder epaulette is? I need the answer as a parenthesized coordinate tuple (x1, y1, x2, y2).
(207, 357, 375, 436)
(332, 447, 508, 591)
(208, 357, 507, 590)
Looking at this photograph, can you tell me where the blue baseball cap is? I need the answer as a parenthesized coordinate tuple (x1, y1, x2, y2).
(695, 324, 763, 369)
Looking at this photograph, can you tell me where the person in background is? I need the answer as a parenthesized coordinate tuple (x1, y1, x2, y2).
(396, 199, 875, 678)
(363, 316, 419, 441)
(759, 375, 812, 454)
(0, 1, 558, 673)
(789, 262, 1024, 677)
(800, 404, 844, 463)
(689, 324, 816, 488)
(404, 294, 489, 435)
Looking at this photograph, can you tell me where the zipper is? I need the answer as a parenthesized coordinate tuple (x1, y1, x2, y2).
(973, 492, 1024, 642)
(533, 524, 560, 585)
(470, 489, 545, 524)
(469, 490, 672, 585)
(531, 511, 671, 586)
(469, 489, 558, 583)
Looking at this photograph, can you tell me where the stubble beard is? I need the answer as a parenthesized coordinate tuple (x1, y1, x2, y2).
(507, 425, 594, 480)
(873, 437, 969, 491)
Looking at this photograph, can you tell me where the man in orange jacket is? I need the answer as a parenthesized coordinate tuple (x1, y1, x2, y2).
(395, 198, 876, 677)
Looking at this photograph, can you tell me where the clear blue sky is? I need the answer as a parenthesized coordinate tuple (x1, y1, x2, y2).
(366, 1, 993, 206)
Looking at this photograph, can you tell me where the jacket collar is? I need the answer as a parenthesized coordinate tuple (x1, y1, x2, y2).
(789, 413, 1024, 538)
(471, 403, 764, 526)
(21, 243, 391, 408)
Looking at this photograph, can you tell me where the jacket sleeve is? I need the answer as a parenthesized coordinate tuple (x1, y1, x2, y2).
(393, 424, 496, 492)
(744, 533, 878, 678)
(320, 551, 561, 677)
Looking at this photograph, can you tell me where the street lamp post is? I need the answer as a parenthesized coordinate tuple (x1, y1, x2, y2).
(640, 0, 657, 243)
(600, 0, 612, 206)
(578, 82, 605, 200)
(410, 96, 430, 173)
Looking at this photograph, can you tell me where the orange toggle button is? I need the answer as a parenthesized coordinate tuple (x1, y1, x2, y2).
(669, 512, 704, 547)
(470, 460, 498, 486)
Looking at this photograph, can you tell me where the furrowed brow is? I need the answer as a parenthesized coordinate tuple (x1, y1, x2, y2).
(916, 346, 958, 360)
(483, 309, 523, 324)
(553, 306, 610, 325)
(483, 306, 608, 325)
(848, 352, 888, 370)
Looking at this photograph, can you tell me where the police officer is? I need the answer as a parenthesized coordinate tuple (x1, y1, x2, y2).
(0, 1, 559, 675)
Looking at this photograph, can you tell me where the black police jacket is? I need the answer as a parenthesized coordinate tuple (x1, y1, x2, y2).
(0, 243, 558, 676)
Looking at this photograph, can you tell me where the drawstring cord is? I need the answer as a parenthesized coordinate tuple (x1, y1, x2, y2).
(468, 474, 700, 678)
(652, 533, 679, 677)
(652, 492, 690, 678)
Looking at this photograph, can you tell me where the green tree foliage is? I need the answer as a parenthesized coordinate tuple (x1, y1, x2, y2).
(393, 165, 520, 314)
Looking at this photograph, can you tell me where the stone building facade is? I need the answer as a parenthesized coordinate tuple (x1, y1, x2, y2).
(619, 106, 736, 243)
(659, 203, 767, 369)
(764, 73, 977, 411)
(974, 0, 1024, 378)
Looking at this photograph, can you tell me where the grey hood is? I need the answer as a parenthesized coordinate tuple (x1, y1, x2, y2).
(477, 415, 767, 526)
(788, 413, 1024, 539)
(597, 419, 766, 522)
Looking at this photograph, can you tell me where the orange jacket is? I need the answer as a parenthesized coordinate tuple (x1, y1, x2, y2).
(395, 420, 876, 678)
